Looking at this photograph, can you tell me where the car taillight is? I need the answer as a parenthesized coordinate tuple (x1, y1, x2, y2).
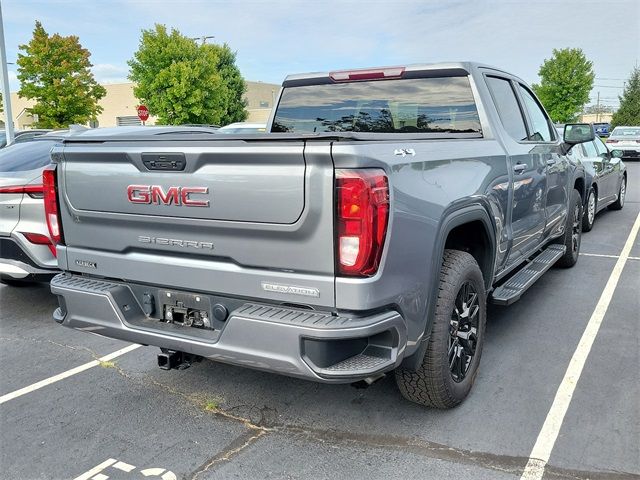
(42, 165, 63, 255)
(606, 139, 618, 143)
(21, 232, 56, 256)
(0, 184, 44, 198)
(336, 169, 389, 276)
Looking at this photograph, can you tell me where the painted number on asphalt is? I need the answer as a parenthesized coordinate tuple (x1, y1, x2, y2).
(74, 458, 176, 480)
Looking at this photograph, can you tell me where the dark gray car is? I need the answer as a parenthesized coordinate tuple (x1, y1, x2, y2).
(561, 128, 627, 231)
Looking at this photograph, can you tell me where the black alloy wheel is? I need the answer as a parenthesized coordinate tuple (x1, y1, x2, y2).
(448, 281, 479, 382)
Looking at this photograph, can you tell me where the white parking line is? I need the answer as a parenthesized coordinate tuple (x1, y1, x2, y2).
(580, 252, 640, 261)
(521, 211, 640, 480)
(0, 344, 141, 405)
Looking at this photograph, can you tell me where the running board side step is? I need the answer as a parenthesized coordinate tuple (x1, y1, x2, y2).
(490, 244, 566, 305)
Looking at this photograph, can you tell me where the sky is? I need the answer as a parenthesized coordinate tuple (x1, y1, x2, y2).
(2, 0, 639, 108)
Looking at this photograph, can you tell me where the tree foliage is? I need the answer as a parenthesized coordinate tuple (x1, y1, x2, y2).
(17, 21, 106, 128)
(532, 48, 595, 123)
(128, 25, 247, 125)
(611, 67, 640, 128)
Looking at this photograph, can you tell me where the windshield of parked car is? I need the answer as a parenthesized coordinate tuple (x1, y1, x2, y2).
(0, 140, 58, 172)
(611, 127, 640, 137)
(272, 76, 482, 134)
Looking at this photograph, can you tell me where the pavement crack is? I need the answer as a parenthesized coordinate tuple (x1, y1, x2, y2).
(100, 361, 275, 432)
(277, 425, 638, 480)
(0, 336, 100, 359)
(188, 429, 268, 480)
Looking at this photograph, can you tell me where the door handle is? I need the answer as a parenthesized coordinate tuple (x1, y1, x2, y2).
(513, 163, 527, 174)
(546, 159, 556, 167)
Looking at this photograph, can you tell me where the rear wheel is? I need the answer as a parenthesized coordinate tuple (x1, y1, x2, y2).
(608, 177, 626, 211)
(555, 189, 583, 268)
(582, 188, 596, 232)
(395, 250, 486, 408)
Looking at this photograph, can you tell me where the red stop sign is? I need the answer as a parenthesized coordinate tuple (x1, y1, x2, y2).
(137, 105, 149, 122)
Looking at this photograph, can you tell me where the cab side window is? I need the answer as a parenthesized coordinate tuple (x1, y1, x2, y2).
(486, 76, 528, 142)
(517, 85, 554, 142)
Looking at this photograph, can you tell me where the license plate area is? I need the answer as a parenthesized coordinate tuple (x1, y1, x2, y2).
(159, 289, 217, 330)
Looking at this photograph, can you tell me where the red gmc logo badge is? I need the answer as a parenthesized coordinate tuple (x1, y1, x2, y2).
(127, 185, 210, 207)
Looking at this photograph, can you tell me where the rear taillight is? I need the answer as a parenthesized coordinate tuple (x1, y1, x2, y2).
(336, 169, 389, 276)
(42, 166, 63, 255)
(0, 184, 44, 198)
(21, 232, 56, 256)
(606, 139, 618, 143)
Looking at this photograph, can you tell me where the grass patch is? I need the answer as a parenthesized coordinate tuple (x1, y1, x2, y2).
(98, 360, 116, 369)
(204, 399, 219, 412)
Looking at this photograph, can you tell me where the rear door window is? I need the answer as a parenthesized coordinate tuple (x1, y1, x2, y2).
(272, 76, 482, 134)
(0, 140, 57, 172)
(485, 76, 528, 142)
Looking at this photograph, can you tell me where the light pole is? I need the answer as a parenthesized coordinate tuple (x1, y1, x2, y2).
(190, 35, 215, 45)
(0, 3, 15, 143)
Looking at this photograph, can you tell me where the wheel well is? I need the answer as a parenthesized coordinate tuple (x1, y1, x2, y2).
(574, 176, 586, 203)
(444, 220, 492, 287)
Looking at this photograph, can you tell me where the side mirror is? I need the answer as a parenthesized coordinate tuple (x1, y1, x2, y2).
(611, 149, 623, 159)
(561, 123, 595, 154)
(564, 124, 595, 144)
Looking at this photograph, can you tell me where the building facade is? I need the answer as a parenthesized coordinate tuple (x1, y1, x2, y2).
(8, 80, 279, 129)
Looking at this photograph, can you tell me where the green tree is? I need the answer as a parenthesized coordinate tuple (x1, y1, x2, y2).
(17, 21, 106, 128)
(128, 25, 247, 125)
(532, 48, 595, 123)
(610, 67, 640, 128)
(208, 44, 247, 124)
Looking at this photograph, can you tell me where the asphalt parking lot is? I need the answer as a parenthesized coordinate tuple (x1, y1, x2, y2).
(1, 163, 639, 480)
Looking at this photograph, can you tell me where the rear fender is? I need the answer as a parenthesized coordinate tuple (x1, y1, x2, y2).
(400, 204, 496, 371)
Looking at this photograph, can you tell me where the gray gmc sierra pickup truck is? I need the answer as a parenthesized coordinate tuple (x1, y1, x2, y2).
(47, 62, 595, 408)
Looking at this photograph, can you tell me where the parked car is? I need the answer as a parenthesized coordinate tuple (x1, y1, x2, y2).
(48, 62, 591, 408)
(606, 126, 640, 159)
(593, 122, 610, 137)
(558, 127, 627, 231)
(568, 135, 626, 231)
(217, 122, 266, 134)
(0, 126, 218, 286)
(0, 137, 63, 285)
(0, 129, 52, 148)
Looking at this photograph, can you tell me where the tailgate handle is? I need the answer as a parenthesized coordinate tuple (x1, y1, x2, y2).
(142, 153, 186, 172)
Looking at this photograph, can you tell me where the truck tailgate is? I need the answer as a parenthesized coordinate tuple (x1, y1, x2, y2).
(56, 139, 336, 307)
(63, 142, 305, 223)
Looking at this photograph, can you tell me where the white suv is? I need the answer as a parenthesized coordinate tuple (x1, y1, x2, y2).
(0, 137, 62, 285)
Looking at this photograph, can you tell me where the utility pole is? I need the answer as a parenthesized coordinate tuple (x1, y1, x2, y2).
(596, 91, 600, 123)
(0, 3, 15, 144)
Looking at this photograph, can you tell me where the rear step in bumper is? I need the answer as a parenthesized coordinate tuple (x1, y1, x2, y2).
(50, 274, 407, 383)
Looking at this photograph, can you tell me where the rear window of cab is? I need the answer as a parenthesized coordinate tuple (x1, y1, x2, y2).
(272, 77, 482, 135)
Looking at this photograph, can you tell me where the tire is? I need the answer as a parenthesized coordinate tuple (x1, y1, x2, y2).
(582, 188, 596, 232)
(395, 250, 486, 408)
(555, 188, 583, 268)
(608, 176, 626, 211)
